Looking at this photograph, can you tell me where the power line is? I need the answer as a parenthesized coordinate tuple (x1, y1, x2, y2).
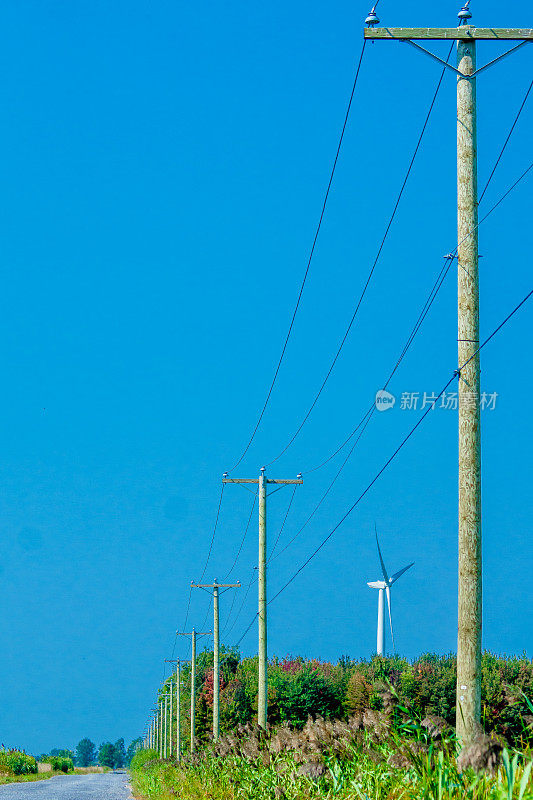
(224, 490, 257, 580)
(266, 51, 531, 474)
(199, 483, 225, 583)
(267, 251, 455, 562)
(230, 286, 533, 654)
(231, 157, 533, 647)
(224, 570, 256, 638)
(268, 485, 298, 561)
(236, 611, 258, 648)
(479, 78, 532, 204)
(264, 43, 454, 468)
(182, 585, 193, 632)
(266, 286, 533, 607)
(268, 408, 374, 565)
(221, 585, 239, 633)
(228, 40, 368, 472)
(303, 158, 533, 476)
(264, 159, 532, 563)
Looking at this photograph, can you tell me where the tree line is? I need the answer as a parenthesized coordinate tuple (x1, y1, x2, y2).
(38, 737, 142, 768)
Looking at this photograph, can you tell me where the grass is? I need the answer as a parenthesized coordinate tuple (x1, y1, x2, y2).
(0, 770, 71, 786)
(130, 748, 533, 800)
(130, 712, 533, 800)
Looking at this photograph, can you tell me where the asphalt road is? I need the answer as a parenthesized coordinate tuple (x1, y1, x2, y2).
(0, 772, 134, 799)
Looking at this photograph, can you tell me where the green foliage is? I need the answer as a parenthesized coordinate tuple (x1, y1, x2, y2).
(269, 666, 343, 727)
(0, 749, 37, 776)
(126, 738, 144, 766)
(113, 738, 126, 768)
(76, 738, 96, 767)
(49, 748, 75, 761)
(44, 756, 73, 773)
(130, 748, 158, 771)
(98, 742, 116, 768)
(96, 739, 127, 769)
(152, 650, 532, 755)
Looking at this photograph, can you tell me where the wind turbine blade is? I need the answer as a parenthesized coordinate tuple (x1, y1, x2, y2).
(386, 586, 395, 653)
(389, 562, 414, 585)
(375, 525, 390, 584)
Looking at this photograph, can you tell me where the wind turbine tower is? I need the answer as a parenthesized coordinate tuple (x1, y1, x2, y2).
(367, 529, 414, 655)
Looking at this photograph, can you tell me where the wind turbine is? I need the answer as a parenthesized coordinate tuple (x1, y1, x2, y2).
(367, 528, 414, 655)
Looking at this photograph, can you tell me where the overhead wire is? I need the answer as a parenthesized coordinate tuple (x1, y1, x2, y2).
(180, 87, 533, 661)
(303, 154, 533, 475)
(268, 485, 298, 561)
(224, 490, 258, 580)
(264, 42, 455, 469)
(198, 483, 225, 583)
(224, 570, 257, 638)
(479, 78, 532, 204)
(233, 285, 533, 646)
(258, 159, 533, 567)
(266, 54, 532, 475)
(228, 40, 368, 472)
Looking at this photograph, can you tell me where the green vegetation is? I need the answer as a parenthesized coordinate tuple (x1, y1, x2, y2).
(98, 738, 127, 768)
(157, 650, 533, 751)
(42, 755, 74, 773)
(76, 737, 97, 767)
(131, 651, 533, 800)
(0, 749, 37, 777)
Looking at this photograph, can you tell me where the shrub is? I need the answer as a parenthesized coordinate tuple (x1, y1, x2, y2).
(0, 749, 37, 775)
(45, 756, 74, 773)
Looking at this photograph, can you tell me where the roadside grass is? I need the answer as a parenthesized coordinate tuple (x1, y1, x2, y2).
(130, 747, 533, 800)
(130, 712, 533, 800)
(0, 770, 70, 785)
(0, 766, 108, 785)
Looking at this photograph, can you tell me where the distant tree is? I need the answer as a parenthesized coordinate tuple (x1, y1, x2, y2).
(126, 738, 143, 765)
(98, 742, 115, 768)
(113, 738, 126, 768)
(76, 738, 96, 767)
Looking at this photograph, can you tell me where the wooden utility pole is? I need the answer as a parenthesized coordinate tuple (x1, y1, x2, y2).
(178, 629, 210, 753)
(164, 692, 168, 758)
(223, 468, 303, 728)
(364, 6, 532, 746)
(158, 698, 163, 758)
(169, 680, 173, 758)
(176, 662, 181, 760)
(165, 658, 187, 761)
(150, 708, 158, 751)
(191, 579, 241, 740)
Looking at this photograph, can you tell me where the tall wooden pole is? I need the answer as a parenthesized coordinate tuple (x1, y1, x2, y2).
(363, 12, 531, 750)
(178, 630, 209, 753)
(213, 583, 220, 740)
(176, 661, 181, 761)
(159, 700, 163, 758)
(164, 693, 168, 758)
(223, 471, 302, 729)
(456, 35, 481, 746)
(258, 468, 268, 730)
(191, 630, 196, 753)
(191, 580, 240, 740)
(169, 681, 173, 758)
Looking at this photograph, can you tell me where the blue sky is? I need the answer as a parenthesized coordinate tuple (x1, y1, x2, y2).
(0, 0, 531, 755)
